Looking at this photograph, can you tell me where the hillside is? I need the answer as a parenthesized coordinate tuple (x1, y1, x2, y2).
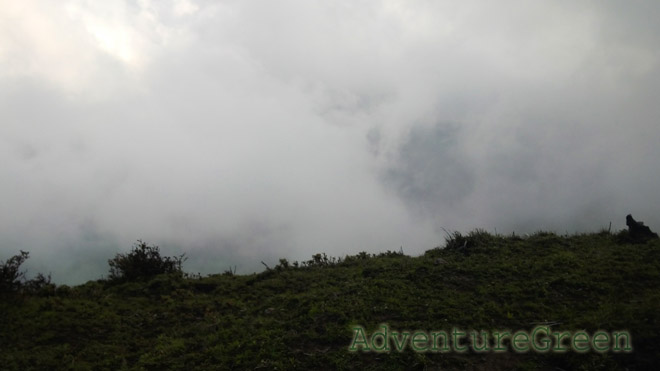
(1, 230, 659, 370)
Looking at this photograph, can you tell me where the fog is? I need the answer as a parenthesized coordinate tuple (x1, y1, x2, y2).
(1, 1, 659, 284)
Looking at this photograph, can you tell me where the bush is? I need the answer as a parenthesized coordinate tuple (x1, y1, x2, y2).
(108, 240, 186, 282)
(24, 272, 54, 296)
(0, 250, 29, 293)
(1, 251, 53, 295)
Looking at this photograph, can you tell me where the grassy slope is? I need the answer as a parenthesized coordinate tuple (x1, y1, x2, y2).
(1, 231, 659, 370)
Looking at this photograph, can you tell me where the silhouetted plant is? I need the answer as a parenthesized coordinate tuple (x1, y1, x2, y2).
(443, 229, 501, 251)
(444, 230, 468, 250)
(376, 250, 405, 258)
(108, 240, 186, 282)
(302, 253, 339, 268)
(222, 266, 236, 276)
(23, 272, 54, 295)
(275, 258, 289, 271)
(0, 251, 52, 295)
(0, 250, 29, 294)
(356, 251, 371, 260)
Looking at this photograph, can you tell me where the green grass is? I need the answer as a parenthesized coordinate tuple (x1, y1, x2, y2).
(1, 230, 659, 370)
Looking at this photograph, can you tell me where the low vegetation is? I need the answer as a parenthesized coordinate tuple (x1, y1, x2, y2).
(0, 229, 659, 370)
(0, 250, 53, 296)
(108, 240, 186, 283)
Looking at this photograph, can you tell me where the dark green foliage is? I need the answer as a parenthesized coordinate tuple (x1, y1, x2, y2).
(0, 251, 29, 293)
(614, 228, 659, 245)
(0, 251, 53, 295)
(1, 231, 659, 370)
(23, 273, 54, 296)
(275, 258, 290, 271)
(442, 228, 506, 251)
(108, 240, 186, 282)
(222, 266, 237, 276)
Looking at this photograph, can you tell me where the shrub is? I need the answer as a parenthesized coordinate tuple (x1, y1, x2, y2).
(108, 240, 186, 282)
(23, 272, 54, 295)
(0, 250, 29, 294)
(0, 251, 53, 295)
(275, 258, 289, 271)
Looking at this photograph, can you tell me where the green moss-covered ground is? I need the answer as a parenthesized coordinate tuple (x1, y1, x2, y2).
(1, 230, 659, 370)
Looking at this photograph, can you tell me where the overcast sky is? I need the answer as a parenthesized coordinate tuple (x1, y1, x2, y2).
(2, 0, 659, 284)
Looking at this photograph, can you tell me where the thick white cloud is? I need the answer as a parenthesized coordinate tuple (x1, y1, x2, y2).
(1, 1, 659, 283)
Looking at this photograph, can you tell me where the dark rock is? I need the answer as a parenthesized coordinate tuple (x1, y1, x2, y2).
(626, 214, 659, 242)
